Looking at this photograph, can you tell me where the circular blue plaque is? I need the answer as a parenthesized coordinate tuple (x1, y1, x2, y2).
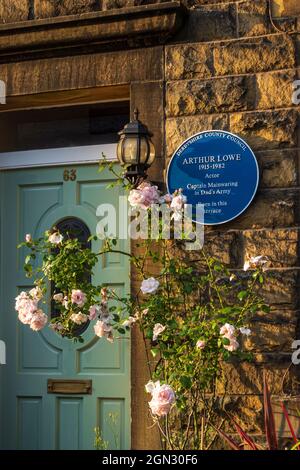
(166, 130, 259, 225)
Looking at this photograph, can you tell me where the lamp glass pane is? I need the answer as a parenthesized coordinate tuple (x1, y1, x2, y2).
(117, 139, 124, 163)
(123, 136, 138, 163)
(147, 140, 156, 166)
(139, 137, 149, 165)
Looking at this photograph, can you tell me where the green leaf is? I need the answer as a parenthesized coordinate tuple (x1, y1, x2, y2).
(220, 306, 234, 314)
(180, 376, 192, 389)
(150, 348, 159, 358)
(238, 290, 248, 301)
(222, 337, 230, 345)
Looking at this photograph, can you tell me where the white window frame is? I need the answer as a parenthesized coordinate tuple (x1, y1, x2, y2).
(0, 143, 117, 170)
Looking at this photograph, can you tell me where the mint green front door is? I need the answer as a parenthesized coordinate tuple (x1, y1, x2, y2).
(0, 164, 130, 450)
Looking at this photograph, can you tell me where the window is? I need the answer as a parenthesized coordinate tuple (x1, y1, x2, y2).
(51, 217, 92, 336)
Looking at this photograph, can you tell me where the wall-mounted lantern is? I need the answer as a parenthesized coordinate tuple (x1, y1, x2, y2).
(117, 109, 155, 186)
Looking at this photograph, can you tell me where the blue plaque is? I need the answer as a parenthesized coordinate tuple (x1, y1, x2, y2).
(166, 130, 259, 225)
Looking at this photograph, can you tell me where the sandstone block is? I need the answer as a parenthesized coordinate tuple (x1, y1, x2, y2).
(243, 229, 299, 267)
(102, 0, 134, 10)
(166, 76, 255, 117)
(34, 0, 56, 18)
(0, 0, 29, 23)
(253, 308, 299, 324)
(103, 0, 169, 9)
(217, 362, 300, 395)
(229, 110, 298, 150)
(185, 0, 243, 5)
(257, 149, 298, 188)
(222, 395, 264, 433)
(224, 190, 297, 230)
(177, 4, 236, 43)
(35, 0, 100, 18)
(244, 322, 297, 352)
(213, 35, 295, 76)
(238, 0, 271, 37)
(260, 270, 299, 307)
(166, 115, 229, 158)
(165, 44, 213, 81)
(256, 70, 297, 110)
(186, 230, 242, 267)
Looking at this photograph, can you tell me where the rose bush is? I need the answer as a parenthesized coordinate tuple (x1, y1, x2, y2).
(17, 166, 270, 449)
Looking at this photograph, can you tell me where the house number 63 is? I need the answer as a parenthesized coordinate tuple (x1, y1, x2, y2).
(63, 169, 77, 181)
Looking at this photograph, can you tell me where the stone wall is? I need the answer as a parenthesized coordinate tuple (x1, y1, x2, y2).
(0, 0, 299, 448)
(165, 0, 300, 440)
(0, 0, 300, 23)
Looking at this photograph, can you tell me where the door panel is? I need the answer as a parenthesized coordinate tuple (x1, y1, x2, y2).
(0, 164, 130, 450)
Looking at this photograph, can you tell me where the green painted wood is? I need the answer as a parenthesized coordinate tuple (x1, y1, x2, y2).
(0, 164, 130, 450)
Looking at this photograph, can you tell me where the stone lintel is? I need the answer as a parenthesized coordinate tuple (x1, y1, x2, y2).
(0, 2, 187, 61)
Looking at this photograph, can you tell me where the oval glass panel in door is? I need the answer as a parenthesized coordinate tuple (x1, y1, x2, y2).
(51, 217, 91, 336)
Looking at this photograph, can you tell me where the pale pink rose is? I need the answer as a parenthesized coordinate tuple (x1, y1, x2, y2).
(71, 289, 87, 307)
(122, 316, 137, 328)
(53, 293, 64, 303)
(63, 296, 69, 309)
(172, 210, 183, 222)
(30, 310, 48, 331)
(29, 286, 43, 301)
(145, 380, 159, 394)
(94, 320, 111, 337)
(15, 296, 38, 316)
(70, 313, 88, 325)
(239, 327, 252, 336)
(171, 193, 187, 212)
(220, 323, 236, 339)
(128, 189, 144, 209)
(18, 309, 34, 325)
(141, 277, 159, 294)
(149, 400, 173, 417)
(138, 182, 160, 208)
(163, 194, 173, 204)
(88, 305, 100, 321)
(243, 260, 250, 271)
(224, 338, 240, 352)
(153, 323, 165, 341)
(147, 381, 176, 417)
(15, 292, 30, 311)
(220, 323, 240, 352)
(196, 339, 206, 350)
(50, 322, 64, 332)
(48, 232, 63, 245)
(243, 255, 269, 271)
(152, 383, 176, 404)
(128, 182, 160, 210)
(141, 308, 149, 317)
(25, 234, 32, 243)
